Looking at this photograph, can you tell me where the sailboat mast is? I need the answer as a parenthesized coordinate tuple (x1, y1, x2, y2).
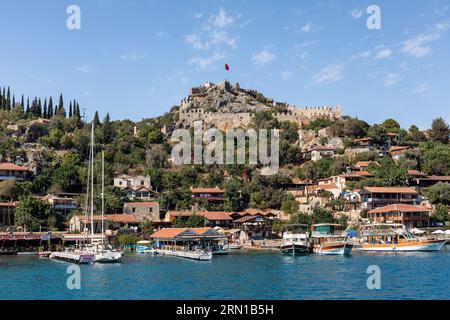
(90, 123, 95, 238)
(101, 150, 105, 242)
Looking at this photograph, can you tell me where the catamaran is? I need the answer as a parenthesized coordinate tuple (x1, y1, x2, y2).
(309, 223, 353, 255)
(280, 224, 310, 255)
(357, 223, 447, 252)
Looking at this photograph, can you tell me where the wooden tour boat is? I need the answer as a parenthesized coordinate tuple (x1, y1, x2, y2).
(358, 223, 447, 252)
(310, 224, 353, 256)
(280, 224, 310, 255)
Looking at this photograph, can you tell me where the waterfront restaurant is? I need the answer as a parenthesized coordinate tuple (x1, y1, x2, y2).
(232, 215, 275, 242)
(150, 227, 227, 251)
(367, 204, 431, 228)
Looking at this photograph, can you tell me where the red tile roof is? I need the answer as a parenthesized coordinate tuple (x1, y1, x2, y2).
(190, 187, 224, 194)
(407, 170, 427, 177)
(0, 202, 17, 207)
(150, 227, 215, 239)
(150, 228, 187, 239)
(167, 211, 233, 221)
(368, 204, 431, 214)
(361, 187, 418, 194)
(353, 137, 373, 143)
(0, 163, 28, 171)
(390, 146, 410, 152)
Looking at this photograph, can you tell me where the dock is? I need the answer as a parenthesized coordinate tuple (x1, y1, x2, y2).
(156, 249, 212, 261)
(49, 251, 95, 264)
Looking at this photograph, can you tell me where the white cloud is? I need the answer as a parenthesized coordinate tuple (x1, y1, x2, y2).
(189, 52, 225, 70)
(351, 8, 364, 19)
(185, 8, 240, 70)
(400, 33, 440, 58)
(384, 73, 400, 87)
(75, 65, 93, 73)
(252, 49, 276, 66)
(282, 70, 293, 80)
(313, 64, 345, 84)
(194, 12, 203, 19)
(120, 52, 147, 62)
(436, 21, 450, 31)
(155, 31, 170, 39)
(210, 8, 235, 28)
(375, 48, 392, 59)
(301, 22, 312, 32)
(412, 83, 432, 94)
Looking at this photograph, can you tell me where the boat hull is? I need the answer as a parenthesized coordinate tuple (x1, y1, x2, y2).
(313, 243, 353, 255)
(94, 251, 123, 263)
(359, 239, 447, 252)
(280, 243, 310, 255)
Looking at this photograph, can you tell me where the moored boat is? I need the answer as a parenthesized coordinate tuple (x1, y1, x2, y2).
(358, 223, 447, 252)
(280, 224, 310, 255)
(310, 224, 353, 255)
(136, 240, 154, 254)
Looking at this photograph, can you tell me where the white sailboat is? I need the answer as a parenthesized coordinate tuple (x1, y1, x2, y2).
(83, 123, 123, 263)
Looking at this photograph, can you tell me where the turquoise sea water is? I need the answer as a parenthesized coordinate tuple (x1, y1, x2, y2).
(1, 248, 450, 300)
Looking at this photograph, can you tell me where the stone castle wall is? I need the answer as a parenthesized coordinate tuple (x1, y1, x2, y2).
(179, 104, 342, 130)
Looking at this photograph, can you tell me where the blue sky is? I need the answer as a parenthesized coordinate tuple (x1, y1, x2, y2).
(1, 0, 449, 129)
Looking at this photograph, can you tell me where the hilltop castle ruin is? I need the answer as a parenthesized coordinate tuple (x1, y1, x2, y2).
(177, 81, 342, 130)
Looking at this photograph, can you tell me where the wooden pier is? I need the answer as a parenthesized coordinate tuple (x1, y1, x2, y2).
(49, 251, 95, 264)
(156, 249, 212, 261)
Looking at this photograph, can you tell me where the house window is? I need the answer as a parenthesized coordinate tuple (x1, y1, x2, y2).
(119, 181, 122, 186)
(141, 180, 144, 185)
(132, 208, 136, 213)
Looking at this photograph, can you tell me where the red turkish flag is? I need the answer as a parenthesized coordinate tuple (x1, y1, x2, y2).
(225, 63, 229, 71)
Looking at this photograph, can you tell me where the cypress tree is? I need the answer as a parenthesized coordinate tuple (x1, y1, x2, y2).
(21, 94, 24, 108)
(69, 101, 73, 118)
(43, 98, 48, 118)
(37, 98, 42, 117)
(6, 87, 10, 110)
(26, 97, 30, 114)
(58, 94, 66, 117)
(93, 111, 100, 127)
(12, 95, 15, 109)
(48, 97, 53, 117)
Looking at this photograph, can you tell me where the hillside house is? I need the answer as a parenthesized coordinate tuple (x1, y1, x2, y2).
(123, 202, 161, 222)
(359, 187, 419, 210)
(167, 211, 233, 228)
(367, 204, 431, 228)
(114, 174, 157, 200)
(302, 146, 335, 162)
(69, 214, 140, 233)
(0, 163, 29, 182)
(190, 187, 225, 203)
